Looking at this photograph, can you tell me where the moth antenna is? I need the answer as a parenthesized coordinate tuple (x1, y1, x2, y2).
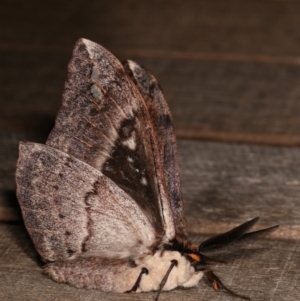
(204, 270, 251, 300)
(238, 224, 279, 242)
(199, 217, 260, 252)
(199, 217, 278, 252)
(155, 260, 178, 301)
(126, 267, 148, 293)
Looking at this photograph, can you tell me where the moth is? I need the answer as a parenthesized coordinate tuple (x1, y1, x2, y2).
(16, 39, 278, 300)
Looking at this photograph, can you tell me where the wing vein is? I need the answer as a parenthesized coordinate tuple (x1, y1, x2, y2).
(85, 95, 120, 135)
(80, 114, 115, 147)
(72, 136, 93, 147)
(94, 82, 129, 119)
(86, 95, 103, 111)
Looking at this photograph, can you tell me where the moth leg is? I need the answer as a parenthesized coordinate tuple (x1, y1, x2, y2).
(204, 270, 250, 300)
(155, 259, 178, 301)
(126, 267, 148, 293)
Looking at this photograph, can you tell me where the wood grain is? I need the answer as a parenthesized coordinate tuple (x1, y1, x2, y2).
(1, 0, 300, 299)
(2, 131, 300, 301)
(1, 134, 300, 235)
(2, 51, 300, 145)
(178, 140, 300, 240)
(0, 221, 298, 300)
(2, 1, 300, 145)
(2, 0, 300, 57)
(130, 58, 300, 145)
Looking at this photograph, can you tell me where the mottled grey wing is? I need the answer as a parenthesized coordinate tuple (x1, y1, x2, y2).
(16, 142, 158, 262)
(46, 39, 175, 240)
(123, 60, 186, 239)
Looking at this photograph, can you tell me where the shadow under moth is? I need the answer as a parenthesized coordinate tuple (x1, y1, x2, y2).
(16, 39, 278, 300)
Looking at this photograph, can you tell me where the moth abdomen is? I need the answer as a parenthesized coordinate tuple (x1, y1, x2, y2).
(44, 257, 140, 292)
(43, 251, 204, 294)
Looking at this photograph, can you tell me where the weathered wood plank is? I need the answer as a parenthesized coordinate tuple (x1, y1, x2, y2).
(2, 0, 300, 57)
(178, 140, 300, 239)
(2, 50, 300, 144)
(1, 1, 300, 297)
(0, 221, 298, 300)
(1, 138, 299, 299)
(1, 132, 300, 239)
(2, 1, 300, 144)
(129, 58, 300, 145)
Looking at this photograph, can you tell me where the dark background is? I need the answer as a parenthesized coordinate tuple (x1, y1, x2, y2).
(1, 1, 300, 300)
(2, 0, 300, 144)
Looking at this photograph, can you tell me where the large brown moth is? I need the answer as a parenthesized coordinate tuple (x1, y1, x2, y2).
(16, 39, 278, 300)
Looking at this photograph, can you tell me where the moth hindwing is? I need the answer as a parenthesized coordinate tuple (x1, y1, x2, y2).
(16, 38, 278, 300)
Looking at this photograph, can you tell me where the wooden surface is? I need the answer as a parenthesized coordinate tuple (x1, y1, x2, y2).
(1, 136, 300, 300)
(2, 0, 300, 145)
(1, 0, 300, 300)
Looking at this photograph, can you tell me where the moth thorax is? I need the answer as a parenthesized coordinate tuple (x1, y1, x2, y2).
(136, 250, 203, 292)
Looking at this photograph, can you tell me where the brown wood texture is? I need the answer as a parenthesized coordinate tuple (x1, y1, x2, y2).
(1, 0, 300, 300)
(1, 224, 299, 301)
(1, 140, 299, 300)
(2, 0, 300, 144)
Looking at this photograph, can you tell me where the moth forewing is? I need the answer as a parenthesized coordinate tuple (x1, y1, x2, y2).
(46, 38, 176, 241)
(123, 60, 187, 239)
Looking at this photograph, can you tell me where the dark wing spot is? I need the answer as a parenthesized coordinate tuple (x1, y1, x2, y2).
(59, 213, 65, 219)
(65, 231, 72, 236)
